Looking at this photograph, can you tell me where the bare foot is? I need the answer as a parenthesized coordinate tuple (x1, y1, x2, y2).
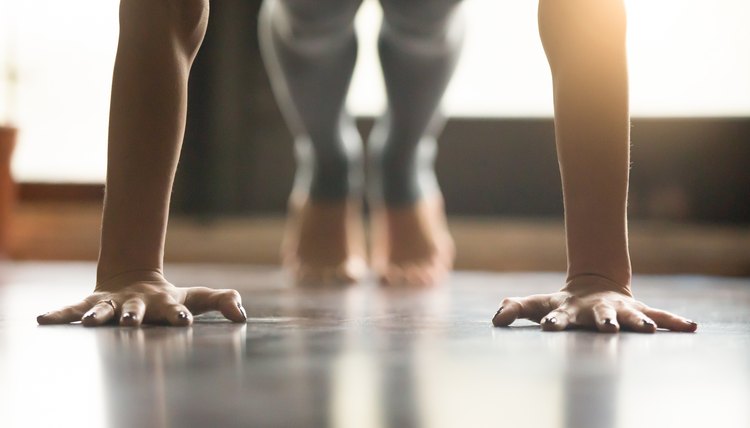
(282, 195, 367, 286)
(370, 197, 455, 287)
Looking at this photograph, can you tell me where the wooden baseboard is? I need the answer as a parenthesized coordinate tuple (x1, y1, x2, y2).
(8, 201, 750, 276)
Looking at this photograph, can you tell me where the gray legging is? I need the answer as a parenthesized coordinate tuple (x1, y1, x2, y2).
(259, 0, 465, 205)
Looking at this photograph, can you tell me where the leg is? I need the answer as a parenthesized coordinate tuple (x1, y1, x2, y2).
(538, 0, 632, 287)
(259, 0, 366, 284)
(368, 0, 465, 286)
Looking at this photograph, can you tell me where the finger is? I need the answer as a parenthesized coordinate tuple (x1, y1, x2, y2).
(591, 303, 620, 333)
(119, 298, 146, 327)
(184, 287, 247, 323)
(38, 299, 94, 325)
(641, 307, 698, 332)
(541, 309, 574, 332)
(141, 293, 193, 326)
(492, 295, 557, 327)
(164, 303, 193, 327)
(81, 300, 117, 327)
(617, 308, 657, 333)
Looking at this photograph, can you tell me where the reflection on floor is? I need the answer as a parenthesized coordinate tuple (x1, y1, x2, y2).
(0, 262, 749, 428)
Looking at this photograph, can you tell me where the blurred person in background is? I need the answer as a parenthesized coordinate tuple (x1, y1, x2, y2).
(259, 0, 463, 287)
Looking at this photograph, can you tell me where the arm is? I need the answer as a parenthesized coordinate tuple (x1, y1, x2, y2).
(38, 0, 246, 327)
(493, 0, 696, 333)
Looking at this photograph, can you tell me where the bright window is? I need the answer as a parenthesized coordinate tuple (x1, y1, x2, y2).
(0, 0, 118, 183)
(2, 0, 749, 183)
(350, 0, 750, 117)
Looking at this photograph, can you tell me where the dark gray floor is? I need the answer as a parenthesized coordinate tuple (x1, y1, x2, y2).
(1, 262, 749, 428)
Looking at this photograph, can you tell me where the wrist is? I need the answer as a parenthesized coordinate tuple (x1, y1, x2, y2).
(562, 273, 632, 297)
(97, 239, 165, 286)
(98, 201, 168, 284)
(95, 266, 165, 291)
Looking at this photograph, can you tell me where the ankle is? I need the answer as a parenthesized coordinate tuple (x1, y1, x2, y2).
(294, 134, 364, 201)
(367, 147, 439, 206)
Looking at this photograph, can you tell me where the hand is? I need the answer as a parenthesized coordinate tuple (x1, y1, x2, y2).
(491, 276, 698, 333)
(37, 270, 248, 327)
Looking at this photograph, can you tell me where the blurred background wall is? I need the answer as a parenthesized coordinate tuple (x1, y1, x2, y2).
(1, 0, 749, 273)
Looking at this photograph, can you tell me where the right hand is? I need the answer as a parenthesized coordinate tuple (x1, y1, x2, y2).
(37, 270, 247, 327)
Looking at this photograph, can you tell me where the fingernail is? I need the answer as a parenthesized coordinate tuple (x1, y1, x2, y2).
(545, 317, 557, 325)
(84, 312, 97, 319)
(604, 318, 615, 326)
(177, 311, 188, 320)
(492, 307, 504, 322)
(237, 302, 247, 317)
(686, 320, 697, 326)
(122, 312, 135, 321)
(643, 319, 655, 328)
(37, 312, 48, 319)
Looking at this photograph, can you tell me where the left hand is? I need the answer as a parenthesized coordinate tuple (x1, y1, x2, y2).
(491, 278, 698, 333)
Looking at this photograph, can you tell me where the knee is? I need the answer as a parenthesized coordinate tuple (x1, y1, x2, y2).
(380, 0, 463, 42)
(275, 0, 362, 42)
(119, 0, 209, 58)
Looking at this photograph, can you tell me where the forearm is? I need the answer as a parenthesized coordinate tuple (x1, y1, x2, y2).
(540, 0, 631, 289)
(97, 1, 208, 283)
(554, 64, 631, 288)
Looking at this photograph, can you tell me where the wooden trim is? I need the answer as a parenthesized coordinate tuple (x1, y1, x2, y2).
(18, 183, 104, 202)
(9, 201, 750, 276)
